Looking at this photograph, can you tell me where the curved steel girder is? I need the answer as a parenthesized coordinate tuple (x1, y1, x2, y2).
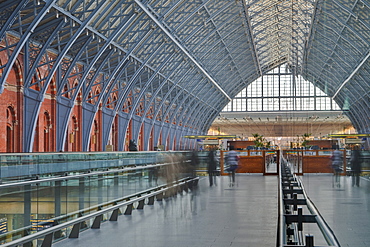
(197, 25, 249, 58)
(326, 38, 358, 66)
(200, 47, 245, 85)
(154, 77, 209, 127)
(305, 15, 366, 83)
(195, 99, 226, 132)
(171, 0, 212, 33)
(199, 27, 249, 66)
(302, 67, 339, 96)
(135, 0, 231, 101)
(190, 103, 218, 132)
(0, 1, 55, 94)
(181, 6, 242, 48)
(0, 0, 29, 47)
(307, 45, 351, 80)
(126, 45, 175, 118)
(329, 0, 370, 33)
(332, 51, 370, 99)
(54, 28, 135, 152)
(24, 1, 109, 100)
(83, 35, 154, 110)
(335, 74, 370, 120)
(0, 2, 62, 152)
(348, 102, 369, 133)
(54, 37, 95, 151)
(211, 50, 256, 80)
(154, 73, 222, 134)
(305, 53, 347, 94)
(173, 99, 201, 131)
(80, 33, 140, 103)
(100, 42, 171, 145)
(57, 15, 139, 100)
(321, 8, 369, 49)
(23, 19, 66, 88)
(196, 97, 225, 130)
(143, 61, 221, 124)
(203, 109, 222, 133)
(92, 1, 135, 32)
(179, 90, 220, 130)
(128, 52, 231, 119)
(134, 56, 187, 119)
(167, 83, 222, 129)
(114, 54, 205, 129)
(337, 89, 370, 130)
(310, 4, 368, 77)
(95, 31, 158, 108)
(316, 22, 364, 62)
(58, 48, 116, 151)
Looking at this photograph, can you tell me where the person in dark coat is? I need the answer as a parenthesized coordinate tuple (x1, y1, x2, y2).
(189, 150, 199, 178)
(207, 149, 217, 186)
(129, 139, 138, 151)
(351, 146, 362, 187)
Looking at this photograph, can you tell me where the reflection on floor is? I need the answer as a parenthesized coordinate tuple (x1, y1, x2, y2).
(53, 174, 370, 247)
(54, 175, 278, 247)
(301, 175, 370, 247)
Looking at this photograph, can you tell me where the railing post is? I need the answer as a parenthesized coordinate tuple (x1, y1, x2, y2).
(69, 223, 80, 238)
(109, 208, 121, 221)
(91, 215, 103, 229)
(41, 232, 53, 247)
(305, 234, 314, 247)
(137, 199, 145, 209)
(124, 203, 134, 215)
(148, 196, 155, 205)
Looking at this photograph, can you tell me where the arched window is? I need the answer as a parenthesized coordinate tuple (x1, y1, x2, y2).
(44, 111, 52, 152)
(223, 64, 341, 112)
(71, 116, 78, 152)
(6, 106, 17, 152)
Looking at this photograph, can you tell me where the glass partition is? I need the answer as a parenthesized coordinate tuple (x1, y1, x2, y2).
(0, 151, 192, 244)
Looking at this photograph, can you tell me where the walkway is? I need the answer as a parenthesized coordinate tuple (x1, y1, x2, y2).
(53, 174, 370, 247)
(301, 175, 370, 247)
(54, 175, 279, 247)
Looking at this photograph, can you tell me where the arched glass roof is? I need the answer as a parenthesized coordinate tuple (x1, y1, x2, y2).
(223, 64, 341, 112)
(0, 0, 369, 148)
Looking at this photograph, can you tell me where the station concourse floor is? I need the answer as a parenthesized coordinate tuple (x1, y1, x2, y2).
(53, 174, 370, 247)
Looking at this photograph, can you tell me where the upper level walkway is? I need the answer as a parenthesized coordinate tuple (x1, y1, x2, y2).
(301, 175, 370, 247)
(54, 175, 279, 247)
(53, 174, 370, 247)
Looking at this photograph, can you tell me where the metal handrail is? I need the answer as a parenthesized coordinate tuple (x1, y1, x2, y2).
(0, 161, 184, 189)
(278, 160, 340, 247)
(297, 177, 341, 246)
(0, 176, 168, 240)
(1, 176, 199, 247)
(0, 160, 190, 242)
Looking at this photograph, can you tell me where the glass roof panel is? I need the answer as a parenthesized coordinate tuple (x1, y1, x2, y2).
(245, 0, 315, 72)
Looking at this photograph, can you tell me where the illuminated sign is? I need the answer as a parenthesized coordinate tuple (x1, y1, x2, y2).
(184, 135, 236, 139)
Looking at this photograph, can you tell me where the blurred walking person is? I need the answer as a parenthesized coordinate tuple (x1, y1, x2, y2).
(207, 149, 217, 186)
(351, 146, 362, 187)
(190, 150, 199, 178)
(226, 147, 239, 187)
(331, 149, 343, 188)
